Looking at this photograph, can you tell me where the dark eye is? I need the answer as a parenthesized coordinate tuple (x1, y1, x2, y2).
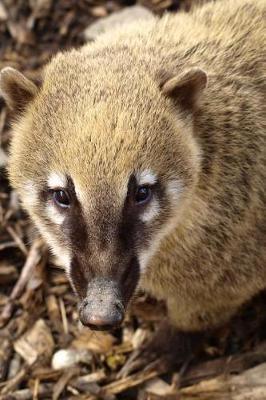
(52, 190, 70, 208)
(135, 186, 152, 205)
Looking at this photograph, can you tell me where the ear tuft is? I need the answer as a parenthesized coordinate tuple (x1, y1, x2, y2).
(0, 67, 39, 112)
(161, 67, 207, 111)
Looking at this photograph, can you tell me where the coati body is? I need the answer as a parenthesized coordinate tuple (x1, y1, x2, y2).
(1, 0, 265, 331)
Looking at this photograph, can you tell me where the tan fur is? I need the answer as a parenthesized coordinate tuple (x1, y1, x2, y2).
(2, 0, 266, 331)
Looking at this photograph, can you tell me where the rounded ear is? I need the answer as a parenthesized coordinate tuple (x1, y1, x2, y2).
(160, 67, 207, 111)
(0, 67, 39, 112)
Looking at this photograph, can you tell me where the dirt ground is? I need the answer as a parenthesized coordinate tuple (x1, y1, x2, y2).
(1, 1, 266, 399)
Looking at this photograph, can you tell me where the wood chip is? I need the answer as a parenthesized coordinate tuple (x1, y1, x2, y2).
(72, 328, 115, 354)
(0, 339, 12, 382)
(52, 367, 79, 400)
(0, 365, 30, 396)
(102, 360, 169, 395)
(14, 319, 54, 365)
(180, 363, 266, 400)
(0, 239, 44, 327)
(0, 264, 18, 285)
(46, 294, 62, 332)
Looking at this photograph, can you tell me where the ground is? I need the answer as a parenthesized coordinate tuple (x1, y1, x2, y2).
(1, 1, 266, 399)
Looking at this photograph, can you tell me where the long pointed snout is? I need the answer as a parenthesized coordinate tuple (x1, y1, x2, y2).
(79, 278, 125, 330)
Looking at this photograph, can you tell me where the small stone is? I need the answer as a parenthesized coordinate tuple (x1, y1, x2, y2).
(52, 348, 92, 370)
(84, 5, 154, 41)
(145, 378, 174, 396)
(90, 6, 108, 18)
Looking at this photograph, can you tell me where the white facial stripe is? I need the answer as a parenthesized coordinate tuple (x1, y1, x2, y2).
(74, 184, 86, 204)
(139, 217, 177, 273)
(56, 252, 71, 272)
(44, 234, 71, 271)
(48, 172, 67, 189)
(139, 179, 183, 273)
(139, 234, 163, 273)
(166, 180, 184, 203)
(22, 181, 39, 209)
(22, 181, 71, 281)
(35, 221, 71, 271)
(136, 169, 157, 186)
(140, 198, 160, 222)
(46, 204, 65, 225)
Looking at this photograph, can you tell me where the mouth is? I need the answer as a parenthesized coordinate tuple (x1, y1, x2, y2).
(83, 322, 122, 331)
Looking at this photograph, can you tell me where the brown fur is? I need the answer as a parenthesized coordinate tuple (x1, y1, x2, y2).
(1, 0, 266, 331)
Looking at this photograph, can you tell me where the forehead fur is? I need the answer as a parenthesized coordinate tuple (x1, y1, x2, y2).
(9, 21, 200, 194)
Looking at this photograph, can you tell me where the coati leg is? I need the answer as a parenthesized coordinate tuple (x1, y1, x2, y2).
(118, 319, 204, 378)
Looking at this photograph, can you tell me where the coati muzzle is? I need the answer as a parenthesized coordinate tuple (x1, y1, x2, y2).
(79, 278, 125, 330)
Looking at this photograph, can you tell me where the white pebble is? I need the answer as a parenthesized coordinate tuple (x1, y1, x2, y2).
(52, 348, 92, 370)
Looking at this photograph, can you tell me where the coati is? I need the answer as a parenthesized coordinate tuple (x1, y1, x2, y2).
(0, 0, 265, 341)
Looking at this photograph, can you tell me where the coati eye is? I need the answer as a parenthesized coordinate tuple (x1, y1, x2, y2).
(52, 190, 70, 208)
(135, 186, 152, 205)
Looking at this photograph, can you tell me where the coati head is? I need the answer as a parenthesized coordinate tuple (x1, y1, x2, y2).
(0, 46, 207, 330)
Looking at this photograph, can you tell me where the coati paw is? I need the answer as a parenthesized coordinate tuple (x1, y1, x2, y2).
(118, 320, 204, 378)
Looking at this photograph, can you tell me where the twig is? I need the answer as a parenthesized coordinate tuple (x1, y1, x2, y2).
(0, 241, 17, 251)
(52, 367, 79, 400)
(180, 362, 266, 400)
(0, 365, 30, 395)
(0, 384, 53, 400)
(181, 341, 266, 387)
(5, 225, 28, 256)
(59, 297, 68, 335)
(0, 239, 44, 327)
(101, 359, 169, 395)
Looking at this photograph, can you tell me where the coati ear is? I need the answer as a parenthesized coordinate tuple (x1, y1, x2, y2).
(160, 67, 207, 111)
(0, 67, 39, 112)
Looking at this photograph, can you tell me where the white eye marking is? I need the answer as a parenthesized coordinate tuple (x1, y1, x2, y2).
(139, 231, 165, 273)
(139, 179, 183, 272)
(22, 181, 39, 208)
(73, 179, 88, 205)
(56, 253, 71, 272)
(48, 172, 67, 189)
(166, 180, 184, 203)
(136, 169, 157, 186)
(46, 204, 65, 225)
(139, 218, 177, 273)
(74, 185, 85, 204)
(140, 198, 160, 222)
(139, 249, 152, 272)
(35, 222, 71, 271)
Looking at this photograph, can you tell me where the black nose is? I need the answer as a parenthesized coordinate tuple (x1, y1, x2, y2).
(79, 299, 124, 331)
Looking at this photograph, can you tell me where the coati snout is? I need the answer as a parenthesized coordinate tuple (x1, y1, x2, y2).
(72, 251, 140, 330)
(79, 278, 125, 330)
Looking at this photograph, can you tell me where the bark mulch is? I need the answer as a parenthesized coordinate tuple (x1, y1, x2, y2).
(1, 1, 266, 399)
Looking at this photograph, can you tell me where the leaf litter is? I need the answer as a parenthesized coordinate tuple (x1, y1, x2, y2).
(1, 0, 266, 399)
